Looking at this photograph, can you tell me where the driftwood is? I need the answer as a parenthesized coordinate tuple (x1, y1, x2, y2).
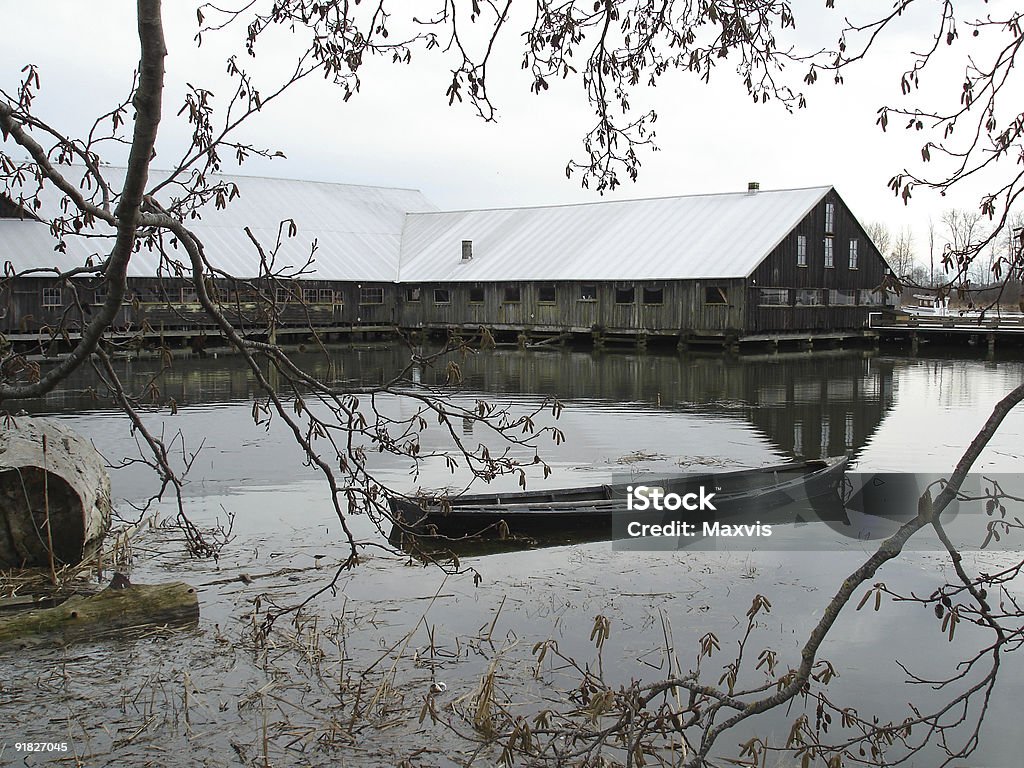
(0, 416, 112, 567)
(0, 581, 199, 648)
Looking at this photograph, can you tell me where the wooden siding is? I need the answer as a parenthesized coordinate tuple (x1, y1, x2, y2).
(0, 277, 400, 335)
(397, 280, 747, 336)
(745, 189, 892, 333)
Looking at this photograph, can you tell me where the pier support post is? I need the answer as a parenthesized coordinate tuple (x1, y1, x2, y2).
(910, 331, 919, 355)
(591, 329, 605, 351)
(517, 331, 530, 350)
(988, 332, 996, 355)
(636, 333, 648, 352)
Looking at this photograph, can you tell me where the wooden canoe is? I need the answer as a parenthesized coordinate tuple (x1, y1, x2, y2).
(389, 456, 849, 543)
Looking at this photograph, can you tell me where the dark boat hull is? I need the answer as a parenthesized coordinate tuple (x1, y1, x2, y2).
(389, 457, 849, 544)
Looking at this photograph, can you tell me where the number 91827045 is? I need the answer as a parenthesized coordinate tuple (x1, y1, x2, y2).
(15, 743, 69, 752)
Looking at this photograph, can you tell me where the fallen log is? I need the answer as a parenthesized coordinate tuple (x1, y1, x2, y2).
(0, 580, 199, 648)
(0, 416, 112, 568)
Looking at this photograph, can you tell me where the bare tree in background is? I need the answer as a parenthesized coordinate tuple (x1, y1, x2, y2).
(879, 224, 920, 283)
(941, 208, 989, 285)
(866, 221, 925, 289)
(2, 1, 1024, 766)
(863, 221, 892, 263)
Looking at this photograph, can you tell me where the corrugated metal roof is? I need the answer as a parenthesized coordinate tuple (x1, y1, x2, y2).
(0, 219, 104, 273)
(1, 168, 436, 280)
(397, 186, 831, 282)
(3, 176, 833, 283)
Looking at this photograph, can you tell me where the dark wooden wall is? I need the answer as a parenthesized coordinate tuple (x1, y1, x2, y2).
(396, 279, 747, 336)
(0, 277, 400, 335)
(746, 189, 893, 333)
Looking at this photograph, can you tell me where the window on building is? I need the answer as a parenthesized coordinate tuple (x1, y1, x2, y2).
(302, 287, 318, 304)
(42, 286, 62, 308)
(433, 288, 451, 305)
(320, 288, 336, 304)
(759, 288, 790, 306)
(538, 283, 557, 303)
(825, 202, 835, 233)
(705, 286, 728, 305)
(180, 286, 198, 303)
(405, 286, 422, 302)
(849, 238, 859, 269)
(579, 284, 598, 302)
(795, 288, 822, 306)
(615, 286, 635, 304)
(469, 286, 485, 303)
(824, 237, 834, 268)
(797, 235, 807, 267)
(642, 287, 664, 305)
(503, 285, 521, 303)
(359, 287, 383, 304)
(858, 288, 885, 306)
(275, 286, 293, 304)
(828, 289, 856, 306)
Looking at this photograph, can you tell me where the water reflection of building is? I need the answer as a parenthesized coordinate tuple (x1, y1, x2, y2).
(25, 348, 894, 461)
(743, 354, 895, 459)
(441, 349, 895, 460)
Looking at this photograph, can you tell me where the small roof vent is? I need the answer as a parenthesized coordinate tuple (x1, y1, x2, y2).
(461, 240, 473, 261)
(747, 181, 760, 192)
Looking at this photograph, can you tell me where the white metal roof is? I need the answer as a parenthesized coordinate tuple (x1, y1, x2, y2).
(398, 186, 832, 282)
(3, 175, 833, 283)
(1, 168, 436, 280)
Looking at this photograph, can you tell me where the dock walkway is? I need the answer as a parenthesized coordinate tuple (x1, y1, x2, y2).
(869, 310, 1024, 351)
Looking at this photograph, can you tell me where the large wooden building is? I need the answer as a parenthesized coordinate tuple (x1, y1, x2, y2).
(0, 172, 893, 348)
(0, 171, 432, 339)
(397, 185, 893, 344)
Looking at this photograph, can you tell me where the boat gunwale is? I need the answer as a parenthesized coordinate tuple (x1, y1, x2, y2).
(389, 457, 847, 520)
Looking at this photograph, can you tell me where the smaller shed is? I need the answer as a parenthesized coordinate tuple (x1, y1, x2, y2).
(0, 170, 436, 334)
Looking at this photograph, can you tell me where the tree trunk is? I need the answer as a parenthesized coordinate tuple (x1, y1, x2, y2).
(0, 416, 112, 568)
(0, 581, 199, 648)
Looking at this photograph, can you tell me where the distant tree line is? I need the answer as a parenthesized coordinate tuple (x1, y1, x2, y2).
(866, 210, 1024, 308)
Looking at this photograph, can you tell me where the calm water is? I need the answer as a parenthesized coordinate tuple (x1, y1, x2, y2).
(3, 345, 1023, 766)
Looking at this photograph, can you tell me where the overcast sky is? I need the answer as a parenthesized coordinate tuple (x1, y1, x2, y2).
(1, 1, 1015, 266)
